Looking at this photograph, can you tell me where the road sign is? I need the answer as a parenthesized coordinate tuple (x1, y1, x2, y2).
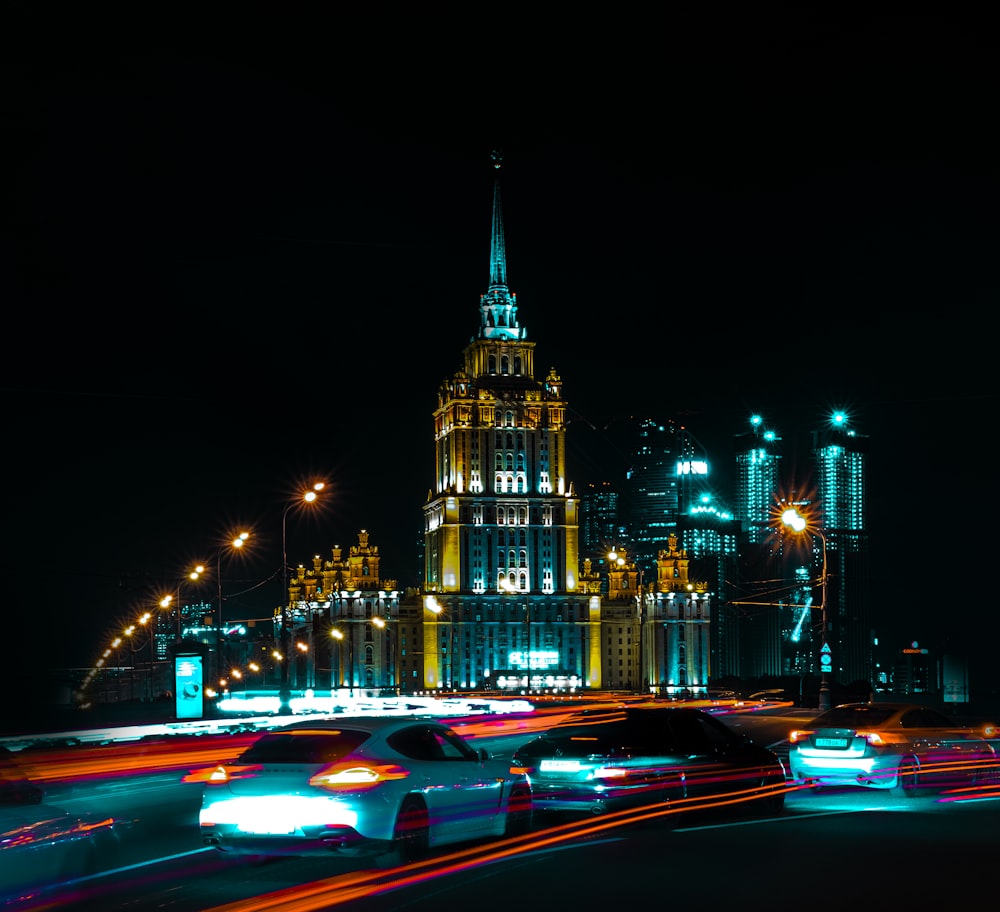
(820, 641, 833, 670)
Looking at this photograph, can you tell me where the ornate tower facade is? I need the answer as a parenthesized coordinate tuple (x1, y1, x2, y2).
(420, 155, 602, 693)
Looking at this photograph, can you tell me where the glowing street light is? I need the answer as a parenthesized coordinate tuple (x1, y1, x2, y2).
(424, 595, 455, 689)
(160, 564, 205, 643)
(215, 531, 251, 685)
(137, 611, 153, 700)
(330, 627, 353, 696)
(279, 483, 325, 714)
(372, 615, 395, 693)
(781, 505, 831, 712)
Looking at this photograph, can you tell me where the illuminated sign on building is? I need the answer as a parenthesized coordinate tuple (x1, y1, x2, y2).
(508, 650, 559, 669)
(676, 460, 709, 475)
(496, 673, 581, 690)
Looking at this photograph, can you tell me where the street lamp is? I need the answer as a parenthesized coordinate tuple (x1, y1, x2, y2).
(425, 595, 454, 690)
(137, 611, 153, 700)
(215, 531, 251, 686)
(160, 564, 205, 643)
(330, 627, 353, 696)
(279, 482, 325, 715)
(373, 615, 394, 693)
(497, 579, 525, 691)
(781, 506, 831, 712)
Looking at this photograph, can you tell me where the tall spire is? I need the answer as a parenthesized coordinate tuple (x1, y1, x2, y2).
(489, 149, 507, 289)
(479, 150, 524, 341)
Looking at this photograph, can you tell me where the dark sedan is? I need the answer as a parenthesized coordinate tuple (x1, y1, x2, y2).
(512, 705, 786, 817)
(1, 746, 119, 903)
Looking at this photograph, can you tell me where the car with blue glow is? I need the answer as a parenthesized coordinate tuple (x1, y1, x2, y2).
(788, 702, 1000, 794)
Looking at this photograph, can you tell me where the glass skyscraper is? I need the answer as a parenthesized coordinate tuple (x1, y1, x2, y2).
(811, 412, 871, 688)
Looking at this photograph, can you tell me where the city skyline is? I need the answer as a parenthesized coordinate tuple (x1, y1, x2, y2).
(5, 13, 997, 719)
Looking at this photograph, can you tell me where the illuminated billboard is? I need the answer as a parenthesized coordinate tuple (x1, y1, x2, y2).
(175, 654, 204, 720)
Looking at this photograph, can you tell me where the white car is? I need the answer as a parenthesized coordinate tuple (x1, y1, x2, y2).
(198, 717, 532, 861)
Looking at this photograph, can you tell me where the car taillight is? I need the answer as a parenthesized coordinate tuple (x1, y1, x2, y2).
(308, 763, 409, 790)
(594, 766, 630, 781)
(857, 731, 893, 746)
(183, 763, 261, 784)
(789, 730, 814, 744)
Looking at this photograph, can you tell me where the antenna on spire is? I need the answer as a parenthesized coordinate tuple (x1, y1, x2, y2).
(491, 148, 503, 170)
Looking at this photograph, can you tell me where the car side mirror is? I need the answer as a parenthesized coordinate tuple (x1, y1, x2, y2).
(478, 748, 492, 762)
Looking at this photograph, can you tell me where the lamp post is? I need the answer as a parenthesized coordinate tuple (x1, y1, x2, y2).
(138, 611, 153, 700)
(279, 483, 324, 715)
(373, 615, 394, 693)
(161, 564, 205, 644)
(425, 595, 454, 690)
(215, 531, 250, 687)
(330, 627, 353, 697)
(782, 506, 831, 712)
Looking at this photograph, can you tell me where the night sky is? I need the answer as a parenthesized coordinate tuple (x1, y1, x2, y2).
(4, 11, 997, 713)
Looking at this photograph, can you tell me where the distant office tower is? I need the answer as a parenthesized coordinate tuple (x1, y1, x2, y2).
(811, 411, 872, 688)
(624, 417, 690, 568)
(579, 480, 623, 565)
(679, 492, 740, 680)
(729, 414, 786, 679)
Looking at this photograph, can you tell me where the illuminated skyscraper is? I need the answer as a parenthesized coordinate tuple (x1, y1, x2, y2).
(579, 480, 624, 586)
(624, 417, 687, 567)
(680, 492, 739, 680)
(729, 414, 787, 679)
(420, 155, 602, 692)
(734, 414, 782, 543)
(416, 156, 712, 696)
(811, 411, 872, 688)
(737, 410, 872, 689)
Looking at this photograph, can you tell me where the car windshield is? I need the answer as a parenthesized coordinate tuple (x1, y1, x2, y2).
(522, 722, 651, 757)
(524, 722, 637, 758)
(239, 729, 370, 764)
(811, 706, 898, 728)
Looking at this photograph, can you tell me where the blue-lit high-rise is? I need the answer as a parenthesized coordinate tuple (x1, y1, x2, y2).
(734, 414, 782, 544)
(728, 410, 872, 691)
(811, 411, 871, 688)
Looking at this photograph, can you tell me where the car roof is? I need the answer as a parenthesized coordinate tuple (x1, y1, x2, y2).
(273, 715, 444, 735)
(831, 702, 930, 711)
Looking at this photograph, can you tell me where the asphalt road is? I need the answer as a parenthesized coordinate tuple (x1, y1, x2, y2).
(18, 707, 997, 911)
(42, 775, 1000, 912)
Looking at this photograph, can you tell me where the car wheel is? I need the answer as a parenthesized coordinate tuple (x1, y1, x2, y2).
(504, 785, 532, 836)
(762, 770, 786, 813)
(391, 796, 430, 863)
(658, 774, 686, 806)
(892, 758, 920, 797)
